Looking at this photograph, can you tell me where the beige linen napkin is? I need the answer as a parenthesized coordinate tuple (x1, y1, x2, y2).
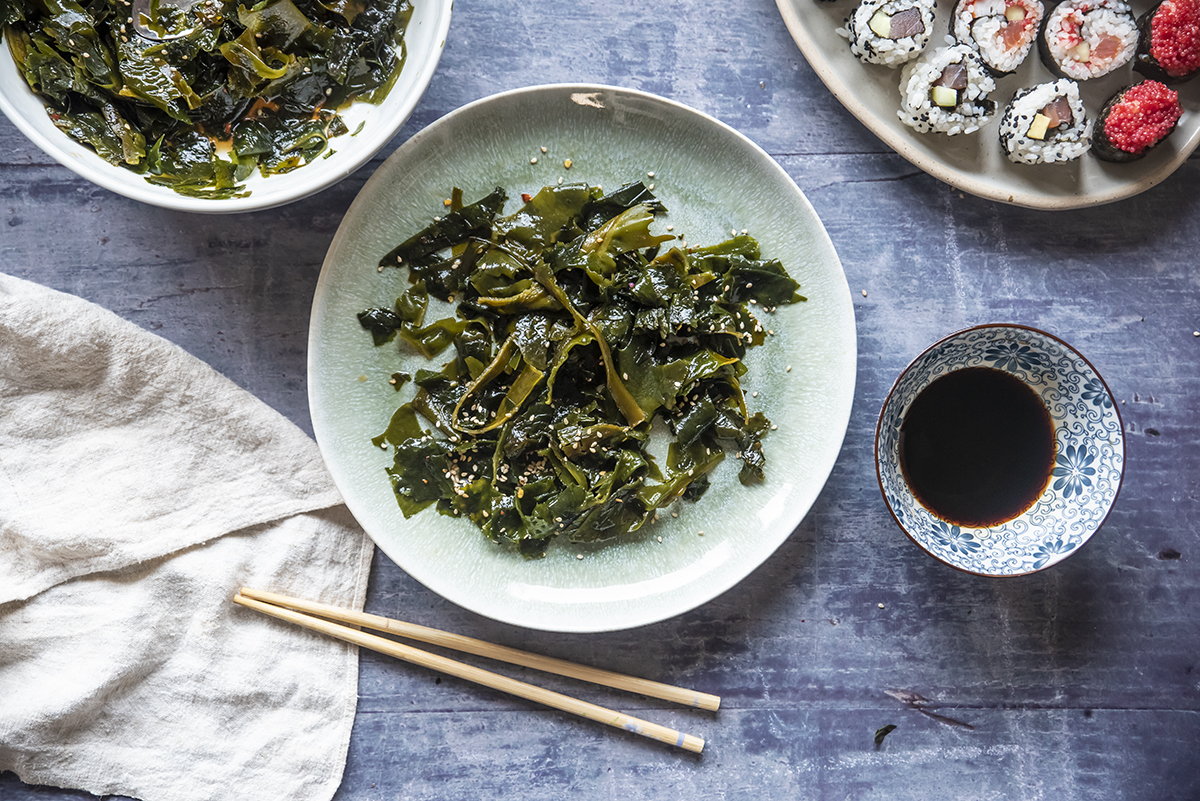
(0, 273, 373, 801)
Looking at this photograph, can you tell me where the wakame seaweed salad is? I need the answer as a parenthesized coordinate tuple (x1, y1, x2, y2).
(360, 181, 806, 558)
(1, 0, 413, 198)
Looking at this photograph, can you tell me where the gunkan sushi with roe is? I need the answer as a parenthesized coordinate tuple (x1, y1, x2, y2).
(1092, 79, 1184, 161)
(1134, 0, 1200, 83)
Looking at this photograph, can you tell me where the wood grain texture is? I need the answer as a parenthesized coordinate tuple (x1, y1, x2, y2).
(2, 0, 1198, 799)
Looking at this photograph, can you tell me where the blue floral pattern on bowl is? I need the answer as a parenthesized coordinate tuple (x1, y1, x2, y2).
(875, 325, 1124, 576)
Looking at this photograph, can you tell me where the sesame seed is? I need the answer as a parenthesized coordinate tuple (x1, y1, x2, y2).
(861, 289, 868, 297)
(530, 157, 538, 164)
(647, 171, 655, 177)
(563, 159, 572, 169)
(752, 391, 759, 397)
(667, 225, 674, 231)
(577, 554, 584, 560)
(786, 365, 792, 372)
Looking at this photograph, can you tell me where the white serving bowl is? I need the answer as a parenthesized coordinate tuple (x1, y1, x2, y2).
(876, 324, 1125, 576)
(0, 0, 452, 213)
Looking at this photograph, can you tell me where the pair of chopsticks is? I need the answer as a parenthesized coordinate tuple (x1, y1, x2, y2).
(232, 588, 718, 753)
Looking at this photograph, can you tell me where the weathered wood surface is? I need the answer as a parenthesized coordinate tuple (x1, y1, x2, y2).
(2, 0, 1198, 799)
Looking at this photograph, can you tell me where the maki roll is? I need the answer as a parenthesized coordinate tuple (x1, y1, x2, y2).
(840, 0, 938, 67)
(999, 79, 1092, 163)
(1040, 0, 1139, 80)
(953, 0, 1044, 74)
(899, 44, 998, 135)
(1134, 0, 1200, 83)
(1092, 79, 1184, 161)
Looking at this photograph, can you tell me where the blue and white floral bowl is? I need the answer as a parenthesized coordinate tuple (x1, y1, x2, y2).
(875, 325, 1125, 576)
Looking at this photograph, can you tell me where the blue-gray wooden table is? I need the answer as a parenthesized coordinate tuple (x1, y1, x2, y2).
(3, 0, 1198, 799)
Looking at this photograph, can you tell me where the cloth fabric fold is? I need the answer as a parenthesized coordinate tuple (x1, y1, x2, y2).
(0, 273, 373, 801)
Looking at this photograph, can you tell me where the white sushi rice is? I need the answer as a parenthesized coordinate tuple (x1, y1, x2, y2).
(953, 0, 1044, 73)
(838, 0, 937, 67)
(898, 44, 997, 135)
(998, 79, 1092, 163)
(1042, 0, 1138, 79)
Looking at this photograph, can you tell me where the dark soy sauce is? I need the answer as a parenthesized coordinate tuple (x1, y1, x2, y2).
(898, 367, 1056, 527)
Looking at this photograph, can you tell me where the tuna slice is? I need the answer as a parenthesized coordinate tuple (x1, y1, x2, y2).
(1001, 18, 1031, 49)
(889, 7, 925, 38)
(936, 63, 970, 89)
(1042, 96, 1073, 127)
(1092, 34, 1125, 63)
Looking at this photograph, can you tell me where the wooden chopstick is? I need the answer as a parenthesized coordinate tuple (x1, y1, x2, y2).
(239, 587, 720, 712)
(232, 591, 709, 753)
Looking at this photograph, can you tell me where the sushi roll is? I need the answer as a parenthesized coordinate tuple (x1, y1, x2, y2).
(840, 0, 938, 67)
(1092, 79, 1184, 161)
(1134, 0, 1200, 84)
(1040, 0, 1139, 80)
(999, 79, 1092, 163)
(952, 0, 1044, 74)
(899, 44, 998, 135)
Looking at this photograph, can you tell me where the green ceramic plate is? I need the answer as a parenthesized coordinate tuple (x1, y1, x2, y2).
(309, 84, 856, 632)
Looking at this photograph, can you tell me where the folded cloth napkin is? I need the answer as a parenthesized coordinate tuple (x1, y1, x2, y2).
(0, 273, 373, 801)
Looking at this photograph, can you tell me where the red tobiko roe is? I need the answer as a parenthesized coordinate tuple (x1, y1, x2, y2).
(1151, 0, 1200, 77)
(1104, 81, 1183, 153)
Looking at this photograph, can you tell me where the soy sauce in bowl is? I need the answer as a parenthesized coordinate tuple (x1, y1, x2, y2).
(898, 367, 1056, 528)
